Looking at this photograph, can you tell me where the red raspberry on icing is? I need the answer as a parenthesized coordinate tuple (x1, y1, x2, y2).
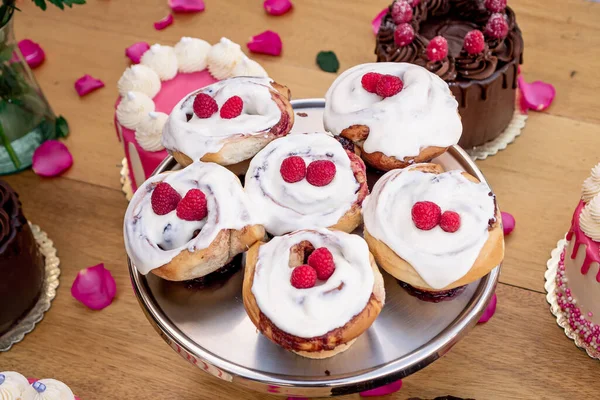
(176, 189, 208, 221)
(376, 74, 404, 98)
(307, 247, 336, 280)
(193, 93, 218, 119)
(426, 36, 448, 62)
(463, 30, 485, 55)
(484, 13, 509, 39)
(306, 160, 336, 187)
(394, 23, 415, 47)
(280, 156, 306, 183)
(440, 211, 461, 233)
(151, 182, 182, 215)
(411, 201, 442, 230)
(361, 72, 383, 94)
(391, 0, 413, 24)
(220, 95, 244, 119)
(485, 0, 507, 13)
(290, 265, 317, 289)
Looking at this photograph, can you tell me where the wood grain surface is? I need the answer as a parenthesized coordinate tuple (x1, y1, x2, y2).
(2, 0, 600, 399)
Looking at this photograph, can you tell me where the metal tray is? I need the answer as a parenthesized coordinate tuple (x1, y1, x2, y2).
(128, 98, 500, 397)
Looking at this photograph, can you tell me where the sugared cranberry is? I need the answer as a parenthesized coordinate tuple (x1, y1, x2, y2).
(306, 160, 336, 187)
(375, 74, 404, 97)
(426, 36, 448, 62)
(411, 201, 441, 230)
(361, 72, 383, 94)
(391, 0, 413, 24)
(463, 30, 485, 54)
(485, 0, 507, 13)
(485, 13, 509, 39)
(290, 265, 317, 289)
(280, 156, 306, 183)
(394, 23, 415, 47)
(440, 211, 461, 232)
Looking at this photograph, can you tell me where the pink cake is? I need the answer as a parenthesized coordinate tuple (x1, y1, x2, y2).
(115, 37, 268, 191)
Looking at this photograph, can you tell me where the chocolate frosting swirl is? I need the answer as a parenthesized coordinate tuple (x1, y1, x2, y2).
(429, 0, 450, 16)
(455, 48, 498, 80)
(0, 181, 20, 249)
(421, 57, 458, 81)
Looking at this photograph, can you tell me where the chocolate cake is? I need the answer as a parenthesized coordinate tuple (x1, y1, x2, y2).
(375, 0, 524, 149)
(0, 181, 44, 336)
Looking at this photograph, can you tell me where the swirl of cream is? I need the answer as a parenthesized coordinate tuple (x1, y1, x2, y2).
(135, 111, 168, 152)
(116, 91, 155, 130)
(363, 165, 496, 289)
(117, 65, 161, 98)
(580, 195, 600, 242)
(582, 164, 600, 203)
(323, 63, 462, 161)
(245, 132, 360, 235)
(455, 49, 498, 80)
(0, 372, 34, 400)
(174, 37, 211, 73)
(23, 379, 74, 400)
(140, 44, 178, 81)
(206, 37, 245, 80)
(251, 228, 375, 338)
(124, 162, 261, 275)
(231, 56, 268, 77)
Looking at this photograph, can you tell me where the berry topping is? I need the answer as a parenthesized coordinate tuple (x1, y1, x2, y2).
(361, 72, 383, 94)
(463, 30, 485, 55)
(485, 0, 507, 13)
(440, 211, 461, 233)
(391, 0, 413, 24)
(411, 201, 441, 230)
(193, 93, 218, 119)
(426, 36, 448, 62)
(376, 74, 404, 98)
(290, 265, 317, 289)
(306, 160, 336, 187)
(394, 23, 415, 47)
(485, 13, 509, 39)
(307, 247, 336, 280)
(151, 182, 182, 215)
(280, 156, 306, 183)
(409, 0, 421, 5)
(176, 189, 208, 221)
(220, 95, 244, 119)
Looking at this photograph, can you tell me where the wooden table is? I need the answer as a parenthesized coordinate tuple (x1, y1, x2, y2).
(2, 0, 600, 398)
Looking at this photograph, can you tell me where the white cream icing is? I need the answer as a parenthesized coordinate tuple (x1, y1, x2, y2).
(251, 229, 375, 338)
(245, 132, 359, 235)
(162, 77, 282, 162)
(117, 65, 161, 98)
(174, 37, 211, 73)
(582, 163, 600, 203)
(23, 379, 74, 400)
(363, 165, 496, 289)
(231, 56, 268, 78)
(116, 91, 155, 130)
(0, 371, 34, 400)
(323, 63, 462, 160)
(124, 161, 260, 274)
(141, 44, 178, 81)
(206, 37, 245, 80)
(580, 195, 600, 242)
(135, 111, 168, 152)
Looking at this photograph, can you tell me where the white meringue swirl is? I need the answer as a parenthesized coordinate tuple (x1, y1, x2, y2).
(117, 65, 161, 98)
(580, 194, 600, 242)
(23, 379, 74, 400)
(231, 56, 268, 77)
(135, 111, 168, 152)
(116, 91, 155, 130)
(207, 37, 245, 79)
(141, 44, 178, 81)
(582, 163, 600, 203)
(0, 372, 34, 400)
(174, 37, 211, 73)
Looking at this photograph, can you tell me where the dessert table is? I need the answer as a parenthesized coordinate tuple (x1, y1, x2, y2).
(2, 0, 600, 398)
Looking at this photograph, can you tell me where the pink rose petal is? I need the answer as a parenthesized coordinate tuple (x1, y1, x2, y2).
(360, 380, 403, 397)
(501, 211, 515, 236)
(264, 0, 292, 16)
(517, 75, 556, 112)
(74, 74, 105, 97)
(71, 263, 117, 310)
(154, 14, 174, 30)
(247, 30, 282, 56)
(125, 42, 150, 64)
(168, 0, 205, 13)
(32, 140, 73, 177)
(372, 8, 387, 35)
(16, 39, 45, 68)
(478, 293, 497, 324)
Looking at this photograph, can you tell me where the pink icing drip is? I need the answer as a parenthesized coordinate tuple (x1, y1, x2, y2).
(566, 200, 600, 282)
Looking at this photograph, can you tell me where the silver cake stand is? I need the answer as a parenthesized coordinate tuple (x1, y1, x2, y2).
(128, 99, 501, 397)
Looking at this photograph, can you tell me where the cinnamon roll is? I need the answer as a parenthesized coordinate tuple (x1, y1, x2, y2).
(363, 163, 504, 297)
(124, 161, 265, 281)
(243, 228, 385, 359)
(244, 132, 368, 236)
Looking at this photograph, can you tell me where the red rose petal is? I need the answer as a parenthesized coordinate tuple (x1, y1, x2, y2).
(247, 30, 282, 56)
(478, 293, 497, 324)
(32, 140, 73, 177)
(501, 211, 515, 236)
(15, 39, 45, 68)
(125, 42, 150, 64)
(154, 13, 174, 30)
(517, 75, 556, 112)
(168, 0, 205, 13)
(372, 8, 387, 35)
(71, 263, 117, 310)
(360, 380, 403, 397)
(264, 0, 292, 16)
(74, 74, 105, 97)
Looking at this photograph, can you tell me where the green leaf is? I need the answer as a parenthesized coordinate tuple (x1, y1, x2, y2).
(55, 115, 69, 138)
(0, 44, 13, 63)
(316, 51, 340, 73)
(33, 0, 48, 11)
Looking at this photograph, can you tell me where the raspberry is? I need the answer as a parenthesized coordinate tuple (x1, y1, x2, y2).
(485, 0, 506, 13)
(463, 30, 485, 55)
(361, 72, 383, 94)
(409, 0, 421, 5)
(376, 74, 404, 98)
(484, 13, 509, 39)
(290, 265, 317, 289)
(391, 0, 413, 24)
(394, 23, 415, 47)
(307, 247, 336, 280)
(426, 36, 448, 62)
(411, 201, 441, 230)
(306, 160, 336, 187)
(176, 189, 208, 221)
(220, 95, 243, 119)
(440, 211, 461, 233)
(193, 93, 218, 119)
(280, 156, 306, 183)
(151, 182, 181, 215)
